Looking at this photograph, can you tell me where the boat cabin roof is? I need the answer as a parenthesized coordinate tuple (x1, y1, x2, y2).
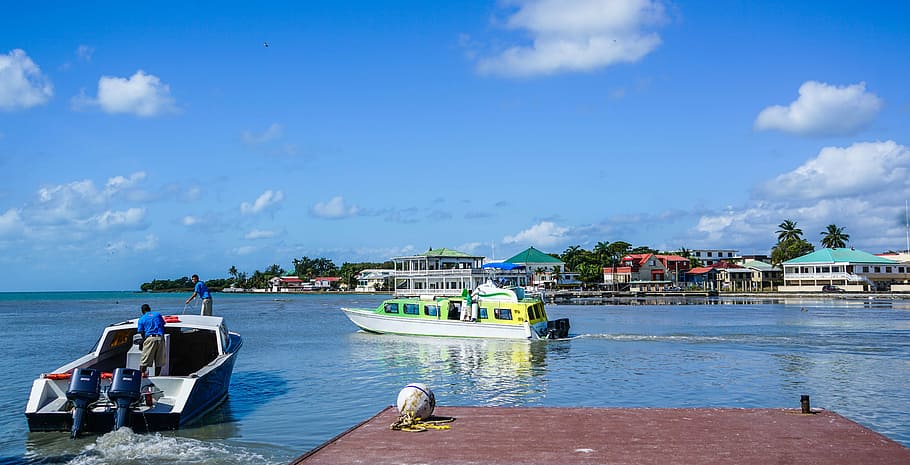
(109, 314, 225, 331)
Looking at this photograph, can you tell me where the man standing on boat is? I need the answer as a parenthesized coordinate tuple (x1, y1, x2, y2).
(137, 304, 166, 376)
(186, 274, 213, 316)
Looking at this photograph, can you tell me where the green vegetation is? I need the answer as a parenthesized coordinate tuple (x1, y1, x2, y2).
(771, 219, 815, 266)
(140, 257, 393, 292)
(142, 219, 853, 291)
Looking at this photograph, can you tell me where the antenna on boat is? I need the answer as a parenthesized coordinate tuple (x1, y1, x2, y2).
(491, 240, 495, 261)
(905, 200, 909, 254)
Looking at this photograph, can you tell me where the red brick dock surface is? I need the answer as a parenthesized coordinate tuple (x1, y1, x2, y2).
(290, 406, 910, 465)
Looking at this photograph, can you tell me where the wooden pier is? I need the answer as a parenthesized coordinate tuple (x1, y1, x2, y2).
(290, 406, 910, 465)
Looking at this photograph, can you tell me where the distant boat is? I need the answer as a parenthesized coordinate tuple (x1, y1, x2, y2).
(341, 282, 569, 340)
(25, 314, 242, 436)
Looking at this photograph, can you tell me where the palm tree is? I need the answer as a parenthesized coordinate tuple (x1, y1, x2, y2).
(561, 245, 583, 271)
(228, 266, 238, 280)
(776, 220, 803, 243)
(820, 224, 850, 248)
(593, 241, 611, 268)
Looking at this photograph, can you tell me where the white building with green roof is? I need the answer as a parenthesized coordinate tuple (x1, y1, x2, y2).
(781, 248, 909, 292)
(504, 247, 579, 288)
(392, 248, 527, 297)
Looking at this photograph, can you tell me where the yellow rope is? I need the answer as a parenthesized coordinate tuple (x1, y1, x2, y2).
(390, 411, 454, 432)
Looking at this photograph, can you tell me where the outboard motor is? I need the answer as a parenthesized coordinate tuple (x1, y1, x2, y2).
(546, 318, 570, 339)
(108, 368, 142, 430)
(66, 368, 101, 439)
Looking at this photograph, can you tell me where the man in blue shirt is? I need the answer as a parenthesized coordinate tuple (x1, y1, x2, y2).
(137, 304, 166, 376)
(186, 274, 213, 316)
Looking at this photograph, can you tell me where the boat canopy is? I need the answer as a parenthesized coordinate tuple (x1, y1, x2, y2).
(482, 262, 524, 270)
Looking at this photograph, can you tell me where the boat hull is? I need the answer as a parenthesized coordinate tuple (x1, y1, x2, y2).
(342, 308, 544, 340)
(25, 320, 242, 434)
(24, 345, 239, 433)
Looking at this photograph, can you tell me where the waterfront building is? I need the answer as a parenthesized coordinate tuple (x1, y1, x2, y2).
(353, 269, 394, 292)
(604, 253, 690, 290)
(686, 261, 751, 291)
(504, 247, 578, 288)
(392, 248, 527, 297)
(690, 249, 738, 266)
(739, 260, 783, 291)
(780, 248, 908, 292)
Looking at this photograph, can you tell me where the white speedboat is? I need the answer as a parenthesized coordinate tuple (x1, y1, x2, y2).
(341, 282, 570, 340)
(25, 314, 242, 436)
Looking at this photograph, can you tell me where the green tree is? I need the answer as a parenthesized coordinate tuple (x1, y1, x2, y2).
(577, 263, 603, 287)
(820, 224, 850, 248)
(593, 241, 611, 268)
(561, 245, 584, 271)
(551, 266, 562, 288)
(228, 265, 238, 280)
(771, 238, 815, 266)
(776, 219, 803, 242)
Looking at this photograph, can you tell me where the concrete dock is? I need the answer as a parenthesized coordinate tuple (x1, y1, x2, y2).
(290, 406, 910, 465)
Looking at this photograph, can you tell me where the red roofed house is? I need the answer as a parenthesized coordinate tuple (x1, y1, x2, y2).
(686, 261, 752, 291)
(603, 253, 690, 291)
(269, 276, 307, 292)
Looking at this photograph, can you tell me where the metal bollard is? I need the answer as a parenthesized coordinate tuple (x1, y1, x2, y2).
(800, 395, 811, 414)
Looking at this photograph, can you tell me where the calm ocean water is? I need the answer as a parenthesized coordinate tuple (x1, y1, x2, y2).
(0, 292, 908, 464)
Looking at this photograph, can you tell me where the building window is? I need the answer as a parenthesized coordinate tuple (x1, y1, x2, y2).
(874, 267, 881, 273)
(707, 252, 713, 257)
(886, 267, 892, 273)
(863, 266, 869, 273)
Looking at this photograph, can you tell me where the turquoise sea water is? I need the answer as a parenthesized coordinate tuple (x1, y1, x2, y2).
(0, 292, 908, 464)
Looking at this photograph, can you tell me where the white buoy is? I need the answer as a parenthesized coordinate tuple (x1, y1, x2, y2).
(396, 383, 435, 419)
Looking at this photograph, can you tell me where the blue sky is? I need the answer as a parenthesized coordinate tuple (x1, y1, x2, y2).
(2, 1, 909, 291)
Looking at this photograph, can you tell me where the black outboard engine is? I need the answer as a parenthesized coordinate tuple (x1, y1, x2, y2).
(546, 318, 571, 339)
(66, 368, 101, 439)
(108, 368, 142, 430)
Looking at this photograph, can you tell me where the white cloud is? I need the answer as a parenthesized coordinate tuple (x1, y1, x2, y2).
(105, 172, 146, 193)
(755, 81, 882, 136)
(759, 141, 910, 200)
(33, 172, 149, 225)
(687, 141, 910, 253)
(134, 234, 158, 251)
(91, 208, 146, 230)
(0, 49, 53, 110)
(231, 245, 257, 256)
(0, 208, 26, 238)
(241, 123, 283, 144)
(476, 0, 668, 77)
(503, 221, 568, 247)
(182, 216, 200, 226)
(76, 45, 94, 62)
(75, 70, 178, 117)
(241, 190, 285, 215)
(245, 229, 278, 239)
(311, 196, 360, 219)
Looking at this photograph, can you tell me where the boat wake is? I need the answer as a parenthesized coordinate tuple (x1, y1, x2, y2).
(61, 428, 284, 465)
(572, 333, 753, 344)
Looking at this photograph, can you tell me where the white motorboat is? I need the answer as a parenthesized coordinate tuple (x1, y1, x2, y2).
(25, 314, 242, 436)
(341, 282, 570, 340)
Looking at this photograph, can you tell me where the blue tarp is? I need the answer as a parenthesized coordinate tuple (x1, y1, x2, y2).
(482, 262, 523, 270)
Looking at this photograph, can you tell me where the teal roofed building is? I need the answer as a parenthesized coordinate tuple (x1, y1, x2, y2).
(781, 247, 910, 292)
(504, 247, 578, 288)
